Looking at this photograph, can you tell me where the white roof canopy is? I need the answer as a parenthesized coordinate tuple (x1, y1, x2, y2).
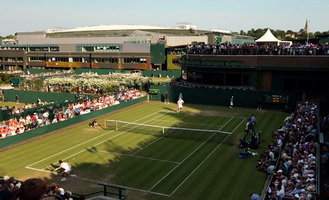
(255, 29, 292, 45)
(255, 29, 280, 43)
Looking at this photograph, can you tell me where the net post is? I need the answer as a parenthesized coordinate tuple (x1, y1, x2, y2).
(162, 127, 164, 135)
(116, 120, 118, 131)
(104, 120, 106, 129)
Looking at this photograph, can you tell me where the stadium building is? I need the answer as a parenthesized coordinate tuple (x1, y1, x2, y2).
(0, 24, 251, 71)
(1, 24, 328, 100)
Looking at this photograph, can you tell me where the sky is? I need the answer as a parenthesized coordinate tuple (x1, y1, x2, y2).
(0, 0, 328, 36)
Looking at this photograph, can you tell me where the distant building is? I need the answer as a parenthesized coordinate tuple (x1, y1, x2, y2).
(284, 33, 297, 39)
(0, 24, 252, 71)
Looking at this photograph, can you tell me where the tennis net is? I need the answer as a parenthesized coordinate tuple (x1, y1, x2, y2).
(105, 120, 230, 142)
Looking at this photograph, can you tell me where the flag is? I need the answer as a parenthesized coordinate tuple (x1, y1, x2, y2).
(304, 19, 309, 33)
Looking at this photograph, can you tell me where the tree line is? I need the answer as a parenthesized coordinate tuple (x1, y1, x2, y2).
(236, 28, 329, 40)
(0, 35, 15, 39)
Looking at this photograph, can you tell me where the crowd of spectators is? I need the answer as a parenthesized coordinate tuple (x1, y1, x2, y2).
(0, 89, 145, 140)
(0, 176, 78, 200)
(0, 70, 23, 74)
(256, 101, 318, 199)
(20, 70, 74, 78)
(186, 43, 329, 56)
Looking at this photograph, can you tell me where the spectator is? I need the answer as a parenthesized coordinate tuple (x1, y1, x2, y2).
(18, 178, 48, 200)
(262, 100, 319, 200)
(0, 89, 145, 140)
(186, 42, 329, 56)
(250, 192, 261, 200)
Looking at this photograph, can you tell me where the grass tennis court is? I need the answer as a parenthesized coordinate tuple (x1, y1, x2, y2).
(0, 101, 288, 199)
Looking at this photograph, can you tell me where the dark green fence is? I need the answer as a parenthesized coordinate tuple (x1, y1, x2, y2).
(143, 70, 181, 78)
(10, 78, 24, 87)
(24, 69, 67, 74)
(3, 90, 78, 103)
(0, 96, 146, 149)
(150, 85, 297, 110)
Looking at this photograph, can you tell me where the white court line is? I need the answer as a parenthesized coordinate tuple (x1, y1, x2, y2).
(25, 110, 168, 169)
(25, 166, 171, 197)
(96, 150, 180, 164)
(130, 131, 168, 156)
(231, 117, 247, 133)
(26, 130, 116, 168)
(130, 122, 186, 156)
(219, 117, 234, 130)
(25, 166, 53, 173)
(25, 109, 174, 197)
(152, 119, 220, 127)
(131, 117, 233, 156)
(168, 117, 247, 196)
(148, 130, 218, 192)
(58, 111, 171, 163)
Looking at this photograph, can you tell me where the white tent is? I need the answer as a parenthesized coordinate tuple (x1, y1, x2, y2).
(255, 29, 292, 45)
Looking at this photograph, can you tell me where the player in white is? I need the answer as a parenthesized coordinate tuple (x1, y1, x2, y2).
(56, 160, 77, 181)
(229, 96, 234, 108)
(177, 98, 184, 113)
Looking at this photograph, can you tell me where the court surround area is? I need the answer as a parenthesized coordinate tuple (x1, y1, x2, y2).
(0, 101, 288, 200)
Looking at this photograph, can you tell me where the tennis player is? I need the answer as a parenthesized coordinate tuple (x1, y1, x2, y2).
(56, 160, 77, 181)
(177, 98, 184, 113)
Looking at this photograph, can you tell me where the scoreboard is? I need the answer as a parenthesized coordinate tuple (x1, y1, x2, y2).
(148, 89, 159, 95)
(265, 95, 289, 104)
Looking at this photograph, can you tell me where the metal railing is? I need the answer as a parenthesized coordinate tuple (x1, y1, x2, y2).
(72, 183, 127, 200)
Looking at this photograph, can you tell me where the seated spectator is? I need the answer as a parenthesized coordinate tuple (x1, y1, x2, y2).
(52, 118, 58, 124)
(266, 164, 275, 175)
(0, 89, 146, 141)
(74, 108, 80, 116)
(18, 178, 48, 200)
(239, 139, 249, 149)
(250, 192, 261, 200)
(58, 114, 65, 122)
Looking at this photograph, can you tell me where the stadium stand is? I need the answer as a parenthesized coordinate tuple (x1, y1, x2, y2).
(259, 100, 319, 199)
(0, 89, 145, 140)
(186, 43, 329, 55)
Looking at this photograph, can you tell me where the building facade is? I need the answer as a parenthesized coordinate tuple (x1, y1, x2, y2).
(0, 24, 253, 71)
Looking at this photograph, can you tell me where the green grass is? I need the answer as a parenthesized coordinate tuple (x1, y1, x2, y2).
(0, 102, 288, 199)
(0, 101, 27, 108)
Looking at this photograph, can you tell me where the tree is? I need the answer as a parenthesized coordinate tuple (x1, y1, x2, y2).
(273, 30, 286, 40)
(240, 28, 329, 40)
(5, 35, 14, 39)
(247, 28, 256, 37)
(286, 30, 294, 34)
(254, 28, 266, 39)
